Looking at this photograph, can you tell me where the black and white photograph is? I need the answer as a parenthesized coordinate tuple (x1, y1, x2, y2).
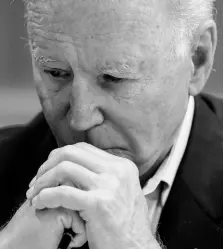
(0, 1, 223, 249)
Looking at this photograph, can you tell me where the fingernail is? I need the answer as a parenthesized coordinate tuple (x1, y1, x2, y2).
(29, 176, 36, 188)
(26, 186, 34, 199)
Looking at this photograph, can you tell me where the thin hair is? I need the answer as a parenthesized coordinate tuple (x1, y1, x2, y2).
(22, 0, 217, 59)
(167, 0, 216, 58)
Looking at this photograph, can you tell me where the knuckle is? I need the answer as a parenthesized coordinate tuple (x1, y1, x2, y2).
(123, 158, 139, 175)
(104, 174, 120, 191)
(59, 145, 76, 159)
(61, 145, 72, 156)
(60, 185, 72, 202)
(74, 142, 86, 148)
(48, 148, 59, 159)
(56, 161, 68, 179)
(112, 164, 127, 181)
(37, 164, 45, 177)
(91, 174, 100, 186)
(58, 185, 67, 196)
(117, 169, 127, 181)
(35, 176, 44, 189)
(79, 210, 88, 221)
(37, 190, 44, 203)
(96, 191, 116, 213)
(131, 163, 139, 177)
(111, 159, 139, 184)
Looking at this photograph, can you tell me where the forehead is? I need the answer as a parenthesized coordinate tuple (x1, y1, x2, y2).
(26, 0, 169, 43)
(26, 0, 174, 73)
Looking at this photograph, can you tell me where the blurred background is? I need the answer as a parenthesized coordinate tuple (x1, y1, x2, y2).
(0, 0, 223, 128)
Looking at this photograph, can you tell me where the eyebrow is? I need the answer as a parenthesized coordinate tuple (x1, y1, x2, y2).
(35, 55, 57, 65)
(99, 60, 140, 76)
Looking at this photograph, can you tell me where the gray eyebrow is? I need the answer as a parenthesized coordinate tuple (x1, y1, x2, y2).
(33, 54, 57, 65)
(99, 60, 140, 75)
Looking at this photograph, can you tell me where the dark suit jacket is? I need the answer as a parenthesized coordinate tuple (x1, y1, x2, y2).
(0, 94, 222, 249)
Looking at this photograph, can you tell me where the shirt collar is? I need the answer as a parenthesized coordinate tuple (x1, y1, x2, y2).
(143, 96, 195, 196)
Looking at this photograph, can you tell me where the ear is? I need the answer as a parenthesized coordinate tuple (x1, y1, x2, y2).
(189, 20, 217, 96)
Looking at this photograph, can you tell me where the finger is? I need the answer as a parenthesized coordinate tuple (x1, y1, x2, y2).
(75, 142, 115, 158)
(75, 142, 134, 165)
(32, 185, 95, 211)
(71, 211, 86, 235)
(69, 232, 87, 248)
(29, 172, 74, 188)
(32, 145, 109, 183)
(58, 210, 87, 248)
(28, 144, 113, 188)
(26, 161, 98, 199)
(29, 176, 36, 187)
(28, 148, 62, 187)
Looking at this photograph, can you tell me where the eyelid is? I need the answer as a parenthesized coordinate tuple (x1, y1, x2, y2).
(42, 65, 69, 71)
(43, 68, 66, 73)
(43, 67, 73, 81)
(101, 74, 125, 85)
(104, 71, 143, 80)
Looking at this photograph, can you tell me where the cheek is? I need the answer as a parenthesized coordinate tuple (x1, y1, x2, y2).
(150, 67, 190, 141)
(33, 72, 53, 115)
(107, 80, 161, 150)
(34, 73, 71, 123)
(32, 64, 53, 103)
(161, 62, 190, 112)
(36, 83, 76, 146)
(131, 62, 190, 137)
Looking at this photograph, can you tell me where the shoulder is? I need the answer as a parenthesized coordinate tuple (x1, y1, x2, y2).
(0, 113, 57, 226)
(197, 93, 223, 126)
(0, 125, 24, 144)
(0, 112, 56, 166)
(182, 93, 223, 225)
(0, 112, 49, 145)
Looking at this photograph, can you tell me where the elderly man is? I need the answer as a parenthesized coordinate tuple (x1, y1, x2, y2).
(0, 0, 222, 248)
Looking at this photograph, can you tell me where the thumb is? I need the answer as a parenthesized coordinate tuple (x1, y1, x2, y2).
(51, 182, 87, 248)
(52, 209, 87, 249)
(38, 208, 72, 248)
(65, 210, 87, 248)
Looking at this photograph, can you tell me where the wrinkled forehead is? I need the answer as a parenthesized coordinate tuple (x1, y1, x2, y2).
(26, 0, 164, 20)
(26, 0, 169, 40)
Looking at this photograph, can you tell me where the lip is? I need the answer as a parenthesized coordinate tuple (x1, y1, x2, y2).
(104, 148, 133, 160)
(104, 147, 127, 153)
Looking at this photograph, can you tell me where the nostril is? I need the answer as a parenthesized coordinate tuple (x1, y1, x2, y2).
(69, 118, 89, 131)
(69, 110, 104, 132)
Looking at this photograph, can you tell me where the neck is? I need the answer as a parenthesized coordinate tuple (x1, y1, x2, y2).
(139, 148, 172, 188)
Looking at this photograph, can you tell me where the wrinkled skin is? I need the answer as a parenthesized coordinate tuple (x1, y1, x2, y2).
(26, 0, 191, 180)
(1, 1, 217, 249)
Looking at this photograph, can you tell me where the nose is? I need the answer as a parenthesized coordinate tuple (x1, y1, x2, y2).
(69, 73, 104, 131)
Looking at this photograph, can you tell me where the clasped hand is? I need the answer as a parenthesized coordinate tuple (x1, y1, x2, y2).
(26, 142, 154, 249)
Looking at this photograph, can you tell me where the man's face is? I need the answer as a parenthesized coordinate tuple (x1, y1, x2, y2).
(27, 0, 192, 176)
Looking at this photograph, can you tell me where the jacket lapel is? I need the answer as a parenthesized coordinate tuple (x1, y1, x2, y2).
(158, 175, 222, 249)
(158, 95, 223, 249)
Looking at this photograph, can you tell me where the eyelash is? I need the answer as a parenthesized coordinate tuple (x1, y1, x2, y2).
(44, 68, 125, 84)
(102, 74, 124, 84)
(44, 68, 73, 81)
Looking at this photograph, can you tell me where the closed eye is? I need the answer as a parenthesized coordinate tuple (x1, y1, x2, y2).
(103, 74, 124, 83)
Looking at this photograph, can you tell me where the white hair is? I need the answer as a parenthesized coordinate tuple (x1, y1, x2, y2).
(23, 0, 216, 58)
(167, 0, 216, 58)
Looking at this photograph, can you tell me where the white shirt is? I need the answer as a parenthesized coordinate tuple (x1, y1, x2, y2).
(143, 96, 195, 234)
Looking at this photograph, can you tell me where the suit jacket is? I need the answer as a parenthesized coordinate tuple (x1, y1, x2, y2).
(0, 93, 222, 249)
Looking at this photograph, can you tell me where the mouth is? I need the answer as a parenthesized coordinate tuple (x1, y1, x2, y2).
(104, 147, 126, 153)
